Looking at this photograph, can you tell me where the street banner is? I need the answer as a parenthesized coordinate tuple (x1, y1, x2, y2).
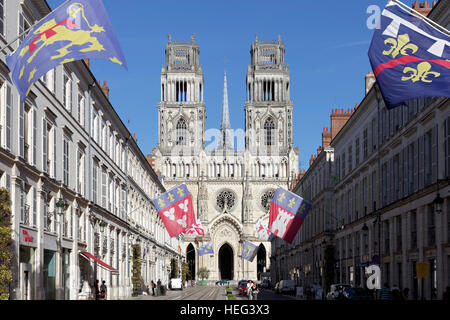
(368, 0, 450, 109)
(416, 262, 429, 278)
(6, 0, 127, 101)
(241, 240, 258, 262)
(268, 187, 312, 244)
(255, 219, 271, 241)
(185, 218, 205, 237)
(197, 243, 214, 256)
(151, 184, 195, 238)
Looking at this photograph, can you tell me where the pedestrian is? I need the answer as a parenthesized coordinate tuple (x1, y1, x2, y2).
(443, 286, 450, 301)
(94, 279, 100, 300)
(247, 280, 253, 300)
(402, 288, 409, 301)
(380, 282, 391, 300)
(100, 280, 107, 300)
(151, 281, 156, 296)
(252, 282, 259, 300)
(391, 285, 401, 300)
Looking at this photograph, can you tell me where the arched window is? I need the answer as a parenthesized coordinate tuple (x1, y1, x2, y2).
(264, 117, 275, 146)
(176, 119, 187, 145)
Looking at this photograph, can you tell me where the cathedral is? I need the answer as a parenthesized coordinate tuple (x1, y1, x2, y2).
(151, 34, 299, 281)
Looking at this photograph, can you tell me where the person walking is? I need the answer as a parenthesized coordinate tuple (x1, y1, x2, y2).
(251, 282, 259, 300)
(151, 281, 156, 296)
(100, 280, 107, 300)
(380, 282, 391, 300)
(247, 280, 253, 300)
(402, 288, 410, 301)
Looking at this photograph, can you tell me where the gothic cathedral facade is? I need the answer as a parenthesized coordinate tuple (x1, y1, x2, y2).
(152, 34, 299, 281)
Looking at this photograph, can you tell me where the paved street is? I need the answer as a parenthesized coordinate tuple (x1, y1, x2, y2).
(130, 285, 228, 300)
(227, 285, 297, 301)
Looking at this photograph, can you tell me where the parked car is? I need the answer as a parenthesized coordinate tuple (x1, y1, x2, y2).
(238, 281, 248, 295)
(326, 284, 351, 300)
(342, 287, 373, 300)
(237, 280, 246, 289)
(216, 280, 229, 286)
(278, 280, 296, 294)
(169, 278, 183, 290)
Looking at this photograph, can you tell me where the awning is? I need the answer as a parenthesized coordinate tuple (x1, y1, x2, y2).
(80, 251, 119, 275)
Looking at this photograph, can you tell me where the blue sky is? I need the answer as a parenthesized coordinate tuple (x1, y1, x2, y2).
(48, 0, 419, 171)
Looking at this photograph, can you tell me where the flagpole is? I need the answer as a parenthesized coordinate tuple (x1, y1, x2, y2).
(0, 0, 72, 54)
(392, 0, 450, 35)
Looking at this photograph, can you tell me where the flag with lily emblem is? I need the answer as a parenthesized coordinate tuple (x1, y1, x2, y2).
(151, 184, 195, 238)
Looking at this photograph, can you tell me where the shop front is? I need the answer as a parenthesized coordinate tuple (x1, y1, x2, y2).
(19, 228, 37, 300)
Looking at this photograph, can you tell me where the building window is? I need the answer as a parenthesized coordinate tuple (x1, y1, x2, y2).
(2, 83, 12, 150)
(43, 119, 56, 177)
(264, 117, 275, 146)
(342, 152, 346, 177)
(396, 216, 402, 252)
(355, 137, 360, 166)
(63, 137, 69, 186)
(427, 205, 435, 247)
(176, 118, 187, 146)
(446, 117, 450, 178)
(101, 167, 107, 208)
(93, 161, 98, 204)
(372, 171, 377, 211)
(77, 149, 85, 195)
(384, 220, 390, 254)
(0, 0, 4, 37)
(410, 210, 417, 249)
(78, 92, 85, 126)
(19, 11, 31, 43)
(63, 72, 72, 111)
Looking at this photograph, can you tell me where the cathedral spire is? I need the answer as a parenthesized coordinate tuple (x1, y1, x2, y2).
(220, 71, 233, 150)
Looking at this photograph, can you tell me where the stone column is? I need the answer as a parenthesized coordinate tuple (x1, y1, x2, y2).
(35, 179, 46, 300)
(71, 201, 80, 300)
(10, 173, 21, 300)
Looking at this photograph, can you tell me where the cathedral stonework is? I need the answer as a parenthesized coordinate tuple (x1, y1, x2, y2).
(152, 34, 299, 281)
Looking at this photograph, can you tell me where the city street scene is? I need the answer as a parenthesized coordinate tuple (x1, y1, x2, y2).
(0, 0, 449, 304)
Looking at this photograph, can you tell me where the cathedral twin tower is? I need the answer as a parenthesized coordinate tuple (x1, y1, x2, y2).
(152, 34, 299, 281)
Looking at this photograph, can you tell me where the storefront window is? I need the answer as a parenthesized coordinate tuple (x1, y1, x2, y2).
(43, 250, 56, 300)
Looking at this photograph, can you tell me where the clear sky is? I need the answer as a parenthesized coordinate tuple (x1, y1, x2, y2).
(47, 0, 419, 171)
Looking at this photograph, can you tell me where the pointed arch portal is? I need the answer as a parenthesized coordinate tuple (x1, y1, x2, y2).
(219, 243, 233, 280)
(186, 243, 195, 280)
(257, 244, 267, 280)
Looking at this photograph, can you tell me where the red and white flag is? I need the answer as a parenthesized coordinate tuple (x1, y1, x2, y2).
(152, 184, 195, 238)
(185, 219, 205, 236)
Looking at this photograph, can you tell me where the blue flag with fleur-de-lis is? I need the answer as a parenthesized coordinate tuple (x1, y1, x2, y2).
(6, 0, 127, 102)
(241, 240, 258, 262)
(197, 243, 214, 256)
(368, 1, 450, 109)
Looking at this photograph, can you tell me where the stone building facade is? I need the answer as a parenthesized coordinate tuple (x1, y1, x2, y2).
(270, 0, 450, 300)
(0, 0, 183, 300)
(152, 35, 300, 281)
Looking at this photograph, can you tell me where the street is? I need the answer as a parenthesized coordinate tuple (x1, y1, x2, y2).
(131, 284, 228, 300)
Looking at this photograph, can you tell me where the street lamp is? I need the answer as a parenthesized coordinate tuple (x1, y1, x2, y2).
(433, 193, 444, 214)
(362, 223, 369, 232)
(99, 220, 107, 233)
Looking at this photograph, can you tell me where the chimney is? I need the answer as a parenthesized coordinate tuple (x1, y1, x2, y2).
(412, 1, 433, 17)
(101, 81, 110, 99)
(330, 107, 353, 140)
(322, 127, 332, 148)
(84, 59, 90, 68)
(133, 133, 137, 142)
(365, 71, 376, 95)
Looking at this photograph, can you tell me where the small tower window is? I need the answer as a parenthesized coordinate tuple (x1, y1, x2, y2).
(264, 117, 275, 146)
(176, 119, 187, 146)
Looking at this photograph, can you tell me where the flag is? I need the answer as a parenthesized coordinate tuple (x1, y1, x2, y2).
(197, 243, 214, 256)
(151, 184, 195, 238)
(255, 219, 271, 241)
(368, 1, 450, 109)
(268, 187, 312, 244)
(241, 240, 258, 262)
(177, 245, 182, 253)
(185, 218, 205, 237)
(143, 247, 146, 258)
(6, 0, 127, 101)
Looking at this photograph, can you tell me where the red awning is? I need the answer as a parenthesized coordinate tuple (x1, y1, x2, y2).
(80, 251, 119, 275)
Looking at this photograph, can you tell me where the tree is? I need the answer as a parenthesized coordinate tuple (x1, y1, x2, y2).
(131, 244, 142, 296)
(0, 188, 12, 300)
(170, 258, 179, 279)
(197, 267, 210, 281)
(324, 244, 335, 293)
(181, 261, 190, 282)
